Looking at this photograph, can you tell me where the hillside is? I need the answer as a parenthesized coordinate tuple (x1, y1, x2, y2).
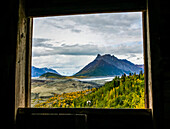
(75, 54, 143, 77)
(40, 72, 64, 79)
(34, 73, 145, 109)
(31, 66, 60, 77)
(39, 72, 76, 79)
(73, 73, 145, 108)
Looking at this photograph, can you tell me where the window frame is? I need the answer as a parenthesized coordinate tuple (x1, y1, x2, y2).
(16, 0, 152, 112)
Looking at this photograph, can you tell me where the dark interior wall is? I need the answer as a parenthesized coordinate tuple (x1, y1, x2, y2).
(148, 0, 170, 129)
(147, 0, 162, 128)
(2, 0, 19, 128)
(2, 0, 28, 128)
(159, 1, 170, 128)
(1, 0, 170, 129)
(26, 0, 147, 17)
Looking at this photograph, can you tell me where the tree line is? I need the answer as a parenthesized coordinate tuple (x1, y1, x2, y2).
(34, 72, 145, 109)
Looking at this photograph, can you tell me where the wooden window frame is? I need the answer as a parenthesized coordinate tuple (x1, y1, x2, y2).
(15, 0, 152, 120)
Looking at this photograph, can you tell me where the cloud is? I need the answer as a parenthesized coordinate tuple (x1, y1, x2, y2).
(32, 12, 144, 75)
(43, 18, 82, 33)
(110, 42, 143, 55)
(33, 12, 143, 46)
(32, 55, 95, 76)
(71, 29, 82, 33)
(32, 40, 143, 57)
(32, 43, 101, 57)
(70, 12, 142, 35)
(32, 38, 53, 47)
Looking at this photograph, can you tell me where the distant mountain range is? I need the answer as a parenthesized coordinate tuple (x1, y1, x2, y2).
(32, 54, 144, 78)
(31, 66, 60, 77)
(74, 54, 144, 77)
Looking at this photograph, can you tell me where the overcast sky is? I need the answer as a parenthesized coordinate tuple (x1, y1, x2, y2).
(32, 12, 143, 76)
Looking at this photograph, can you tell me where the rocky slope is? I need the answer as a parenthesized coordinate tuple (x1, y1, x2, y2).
(74, 54, 143, 77)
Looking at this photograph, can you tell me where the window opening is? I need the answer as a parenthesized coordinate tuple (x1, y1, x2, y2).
(31, 12, 145, 108)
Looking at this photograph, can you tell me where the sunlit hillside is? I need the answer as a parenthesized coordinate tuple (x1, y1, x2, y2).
(34, 72, 145, 109)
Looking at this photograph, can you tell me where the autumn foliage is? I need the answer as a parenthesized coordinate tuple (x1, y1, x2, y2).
(34, 73, 145, 109)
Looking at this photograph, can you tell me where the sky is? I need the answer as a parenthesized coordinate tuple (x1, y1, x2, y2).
(32, 12, 144, 76)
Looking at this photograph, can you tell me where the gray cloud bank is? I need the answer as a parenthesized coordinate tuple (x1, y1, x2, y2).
(32, 38, 142, 57)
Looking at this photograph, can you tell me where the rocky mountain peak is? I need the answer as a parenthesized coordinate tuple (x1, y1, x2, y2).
(75, 54, 143, 77)
(95, 54, 116, 61)
(97, 54, 101, 57)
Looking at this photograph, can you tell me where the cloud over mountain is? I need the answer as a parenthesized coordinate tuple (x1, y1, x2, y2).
(32, 12, 143, 76)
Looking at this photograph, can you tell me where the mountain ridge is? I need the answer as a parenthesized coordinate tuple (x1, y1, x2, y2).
(31, 66, 60, 77)
(74, 54, 143, 77)
(32, 54, 144, 78)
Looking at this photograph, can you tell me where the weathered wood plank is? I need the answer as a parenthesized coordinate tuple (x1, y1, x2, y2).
(25, 18, 33, 108)
(17, 108, 151, 115)
(15, 0, 30, 119)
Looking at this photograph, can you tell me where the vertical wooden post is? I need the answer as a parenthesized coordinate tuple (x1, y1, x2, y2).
(15, 0, 28, 120)
(146, 0, 153, 110)
(142, 11, 149, 108)
(25, 18, 33, 108)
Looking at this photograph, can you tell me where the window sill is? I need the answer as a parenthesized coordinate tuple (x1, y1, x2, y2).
(17, 108, 152, 129)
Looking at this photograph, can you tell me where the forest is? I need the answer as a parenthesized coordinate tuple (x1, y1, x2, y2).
(34, 72, 145, 109)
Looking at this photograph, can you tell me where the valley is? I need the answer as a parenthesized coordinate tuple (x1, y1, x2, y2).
(32, 73, 145, 108)
(31, 77, 110, 107)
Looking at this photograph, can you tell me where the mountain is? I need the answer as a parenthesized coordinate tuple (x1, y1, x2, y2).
(31, 66, 60, 77)
(40, 72, 64, 79)
(135, 64, 144, 69)
(74, 54, 143, 77)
